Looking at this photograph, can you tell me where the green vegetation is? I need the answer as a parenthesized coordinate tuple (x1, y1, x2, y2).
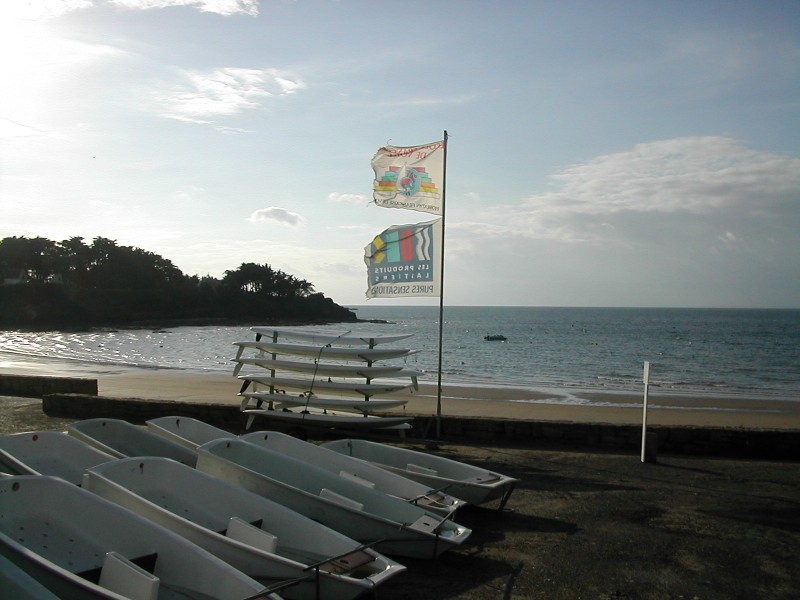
(0, 236, 356, 329)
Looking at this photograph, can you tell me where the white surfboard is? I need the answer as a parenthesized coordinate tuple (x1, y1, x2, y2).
(233, 341, 416, 362)
(231, 357, 421, 386)
(238, 375, 411, 396)
(239, 391, 408, 412)
(243, 407, 413, 430)
(250, 327, 413, 346)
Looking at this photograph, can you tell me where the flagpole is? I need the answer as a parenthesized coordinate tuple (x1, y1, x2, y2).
(435, 130, 448, 439)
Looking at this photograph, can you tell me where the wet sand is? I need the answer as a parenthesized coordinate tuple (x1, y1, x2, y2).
(1, 355, 799, 430)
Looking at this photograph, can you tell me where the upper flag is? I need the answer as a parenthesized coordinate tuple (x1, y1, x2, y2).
(364, 218, 442, 299)
(371, 140, 445, 215)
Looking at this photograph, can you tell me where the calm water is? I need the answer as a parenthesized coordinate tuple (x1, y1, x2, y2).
(0, 307, 798, 402)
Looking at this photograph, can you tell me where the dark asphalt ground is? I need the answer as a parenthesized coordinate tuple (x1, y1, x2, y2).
(2, 395, 799, 600)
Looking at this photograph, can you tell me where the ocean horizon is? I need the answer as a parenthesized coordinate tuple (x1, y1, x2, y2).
(1, 307, 798, 410)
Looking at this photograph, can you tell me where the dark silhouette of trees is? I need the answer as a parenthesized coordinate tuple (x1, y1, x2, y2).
(0, 236, 355, 329)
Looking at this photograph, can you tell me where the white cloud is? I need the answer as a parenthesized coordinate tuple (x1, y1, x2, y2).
(109, 0, 259, 17)
(481, 137, 800, 244)
(328, 192, 369, 204)
(152, 67, 306, 123)
(3, 0, 259, 19)
(0, 1, 92, 20)
(378, 94, 477, 108)
(248, 207, 305, 227)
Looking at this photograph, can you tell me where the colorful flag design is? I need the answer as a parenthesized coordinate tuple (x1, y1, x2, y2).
(364, 218, 442, 299)
(371, 140, 445, 215)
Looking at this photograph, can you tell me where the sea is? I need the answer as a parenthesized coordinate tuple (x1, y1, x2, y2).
(0, 307, 798, 407)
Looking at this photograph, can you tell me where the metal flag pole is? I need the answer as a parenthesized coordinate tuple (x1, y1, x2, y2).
(435, 130, 449, 439)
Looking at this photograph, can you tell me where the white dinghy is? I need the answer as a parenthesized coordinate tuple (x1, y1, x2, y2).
(67, 418, 198, 467)
(146, 416, 235, 450)
(240, 430, 466, 516)
(145, 418, 456, 512)
(321, 439, 519, 509)
(0, 554, 61, 600)
(196, 438, 471, 559)
(0, 476, 282, 600)
(0, 431, 114, 485)
(85, 457, 405, 600)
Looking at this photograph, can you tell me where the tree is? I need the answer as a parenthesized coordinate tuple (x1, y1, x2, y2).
(0, 236, 354, 328)
(0, 236, 61, 282)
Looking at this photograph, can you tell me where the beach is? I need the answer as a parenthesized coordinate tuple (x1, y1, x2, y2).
(2, 390, 800, 599)
(2, 354, 800, 431)
(2, 356, 800, 599)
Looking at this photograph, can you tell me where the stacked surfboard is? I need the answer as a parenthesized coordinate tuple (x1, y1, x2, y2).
(233, 327, 420, 431)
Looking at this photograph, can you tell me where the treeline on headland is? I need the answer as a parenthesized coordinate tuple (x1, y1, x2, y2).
(0, 236, 357, 329)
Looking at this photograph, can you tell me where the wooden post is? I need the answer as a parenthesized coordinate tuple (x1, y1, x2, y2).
(640, 361, 657, 463)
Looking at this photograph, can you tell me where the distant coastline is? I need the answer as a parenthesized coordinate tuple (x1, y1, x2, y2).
(1, 235, 357, 330)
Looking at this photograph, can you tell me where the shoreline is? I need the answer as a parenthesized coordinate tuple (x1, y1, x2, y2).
(1, 354, 799, 430)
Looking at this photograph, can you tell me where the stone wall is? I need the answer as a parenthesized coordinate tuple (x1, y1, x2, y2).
(41, 392, 800, 460)
(0, 374, 98, 398)
(409, 415, 800, 460)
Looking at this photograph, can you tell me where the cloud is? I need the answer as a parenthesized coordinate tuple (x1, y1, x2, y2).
(110, 0, 259, 17)
(1, 1, 91, 20)
(248, 207, 305, 227)
(6, 0, 259, 19)
(480, 137, 800, 245)
(152, 67, 306, 124)
(328, 192, 369, 205)
(378, 94, 477, 108)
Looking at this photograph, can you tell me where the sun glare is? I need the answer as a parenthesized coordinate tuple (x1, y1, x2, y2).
(0, 7, 58, 125)
(0, 2, 113, 139)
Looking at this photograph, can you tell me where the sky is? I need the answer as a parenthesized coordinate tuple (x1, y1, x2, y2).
(1, 0, 799, 309)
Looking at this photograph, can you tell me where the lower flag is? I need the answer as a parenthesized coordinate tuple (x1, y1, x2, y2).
(364, 218, 442, 299)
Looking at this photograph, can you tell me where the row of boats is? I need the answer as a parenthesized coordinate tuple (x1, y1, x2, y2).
(0, 415, 519, 600)
(233, 328, 422, 432)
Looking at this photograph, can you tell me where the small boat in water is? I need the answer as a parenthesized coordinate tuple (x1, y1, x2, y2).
(240, 430, 466, 516)
(0, 475, 281, 600)
(0, 431, 114, 485)
(321, 438, 519, 509)
(67, 418, 198, 467)
(484, 334, 507, 341)
(196, 438, 471, 559)
(85, 457, 405, 600)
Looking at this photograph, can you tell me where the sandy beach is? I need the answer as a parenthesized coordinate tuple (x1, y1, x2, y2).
(2, 356, 800, 599)
(1, 354, 798, 430)
(1, 386, 799, 600)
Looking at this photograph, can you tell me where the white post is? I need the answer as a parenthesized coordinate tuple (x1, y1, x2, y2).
(640, 361, 651, 462)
